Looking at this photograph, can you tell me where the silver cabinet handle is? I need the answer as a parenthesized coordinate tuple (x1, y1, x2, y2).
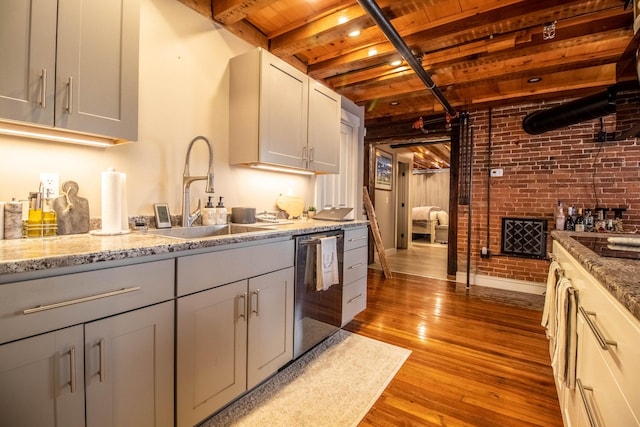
(40, 69, 47, 109)
(68, 346, 77, 393)
(348, 293, 364, 304)
(66, 77, 73, 113)
(23, 287, 141, 314)
(348, 262, 364, 270)
(302, 146, 308, 161)
(238, 293, 247, 320)
(348, 236, 367, 242)
(98, 339, 106, 383)
(251, 289, 260, 316)
(309, 146, 314, 161)
(577, 378, 598, 427)
(579, 306, 617, 350)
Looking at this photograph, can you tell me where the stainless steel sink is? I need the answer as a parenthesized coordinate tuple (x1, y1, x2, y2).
(147, 224, 272, 240)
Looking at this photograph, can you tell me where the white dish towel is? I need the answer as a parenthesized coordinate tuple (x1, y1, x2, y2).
(551, 277, 578, 389)
(316, 236, 339, 291)
(541, 260, 562, 338)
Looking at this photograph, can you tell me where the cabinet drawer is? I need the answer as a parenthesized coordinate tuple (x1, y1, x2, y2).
(344, 245, 367, 285)
(579, 287, 640, 420)
(553, 242, 640, 420)
(0, 260, 174, 344)
(177, 240, 294, 296)
(342, 277, 367, 325)
(577, 315, 639, 427)
(344, 227, 368, 251)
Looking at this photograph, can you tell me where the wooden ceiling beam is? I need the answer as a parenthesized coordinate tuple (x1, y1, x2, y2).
(176, 0, 213, 19)
(213, 0, 279, 25)
(310, 7, 630, 81)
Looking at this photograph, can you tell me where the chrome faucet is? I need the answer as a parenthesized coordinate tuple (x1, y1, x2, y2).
(182, 136, 215, 227)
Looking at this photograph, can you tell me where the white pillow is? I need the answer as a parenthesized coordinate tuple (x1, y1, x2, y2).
(436, 211, 449, 226)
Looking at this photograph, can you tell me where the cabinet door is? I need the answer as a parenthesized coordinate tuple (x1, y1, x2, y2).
(85, 301, 174, 427)
(0, 325, 85, 427)
(55, 0, 139, 140)
(307, 80, 340, 173)
(177, 280, 248, 427)
(259, 54, 308, 169)
(0, 0, 56, 125)
(247, 267, 294, 389)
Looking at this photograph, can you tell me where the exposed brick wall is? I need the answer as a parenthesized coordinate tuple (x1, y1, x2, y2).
(459, 90, 640, 284)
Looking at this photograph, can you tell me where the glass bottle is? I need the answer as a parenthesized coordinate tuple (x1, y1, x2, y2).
(584, 209, 594, 232)
(574, 208, 585, 232)
(555, 200, 566, 231)
(565, 206, 575, 231)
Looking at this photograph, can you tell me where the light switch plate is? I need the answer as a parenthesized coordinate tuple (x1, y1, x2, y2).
(490, 168, 503, 177)
(40, 172, 59, 198)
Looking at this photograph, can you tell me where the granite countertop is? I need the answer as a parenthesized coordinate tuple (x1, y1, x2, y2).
(0, 220, 369, 279)
(551, 230, 640, 321)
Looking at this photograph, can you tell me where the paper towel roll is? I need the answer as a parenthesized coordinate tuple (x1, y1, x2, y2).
(4, 201, 23, 239)
(0, 202, 4, 239)
(120, 172, 128, 231)
(101, 169, 126, 233)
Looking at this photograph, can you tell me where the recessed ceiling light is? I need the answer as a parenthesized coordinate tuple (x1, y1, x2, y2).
(368, 48, 378, 56)
(348, 30, 361, 37)
(390, 101, 399, 106)
(390, 59, 402, 66)
(528, 77, 542, 83)
(338, 16, 349, 25)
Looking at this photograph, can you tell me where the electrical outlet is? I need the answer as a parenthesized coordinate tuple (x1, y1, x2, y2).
(40, 172, 59, 198)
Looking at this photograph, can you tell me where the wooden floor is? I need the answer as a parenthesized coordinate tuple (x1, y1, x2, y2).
(344, 269, 562, 427)
(370, 241, 449, 281)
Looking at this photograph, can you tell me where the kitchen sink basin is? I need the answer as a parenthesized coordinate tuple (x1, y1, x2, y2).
(147, 224, 272, 240)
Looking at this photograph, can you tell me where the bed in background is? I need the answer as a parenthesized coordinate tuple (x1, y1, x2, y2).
(411, 206, 449, 244)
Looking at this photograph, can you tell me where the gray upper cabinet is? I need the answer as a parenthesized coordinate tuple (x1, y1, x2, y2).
(0, 0, 139, 141)
(230, 48, 340, 174)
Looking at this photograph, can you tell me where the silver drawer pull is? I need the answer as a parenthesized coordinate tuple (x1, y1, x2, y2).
(40, 69, 47, 109)
(577, 378, 599, 427)
(348, 262, 364, 270)
(98, 339, 106, 382)
(579, 306, 617, 350)
(348, 236, 367, 242)
(251, 289, 260, 316)
(348, 293, 363, 304)
(66, 77, 73, 113)
(238, 293, 247, 320)
(23, 286, 141, 315)
(68, 346, 77, 393)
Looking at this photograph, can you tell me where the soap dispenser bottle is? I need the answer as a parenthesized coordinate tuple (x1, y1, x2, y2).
(202, 196, 216, 226)
(216, 197, 227, 225)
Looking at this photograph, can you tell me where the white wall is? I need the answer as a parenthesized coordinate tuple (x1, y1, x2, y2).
(411, 170, 450, 211)
(0, 0, 311, 219)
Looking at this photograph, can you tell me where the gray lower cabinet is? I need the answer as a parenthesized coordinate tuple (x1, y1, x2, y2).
(176, 240, 295, 427)
(342, 226, 368, 326)
(0, 259, 175, 427)
(0, 301, 174, 427)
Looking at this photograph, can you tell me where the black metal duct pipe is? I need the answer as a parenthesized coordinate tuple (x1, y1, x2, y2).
(357, 0, 457, 118)
(522, 86, 616, 135)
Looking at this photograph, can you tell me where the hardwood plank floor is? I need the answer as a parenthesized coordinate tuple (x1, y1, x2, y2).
(344, 269, 562, 427)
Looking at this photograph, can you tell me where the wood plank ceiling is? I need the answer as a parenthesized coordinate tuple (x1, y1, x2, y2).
(178, 0, 637, 170)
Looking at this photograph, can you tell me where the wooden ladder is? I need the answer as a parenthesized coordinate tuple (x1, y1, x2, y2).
(363, 186, 392, 279)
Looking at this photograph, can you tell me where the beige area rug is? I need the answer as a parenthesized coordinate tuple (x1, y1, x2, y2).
(201, 330, 411, 427)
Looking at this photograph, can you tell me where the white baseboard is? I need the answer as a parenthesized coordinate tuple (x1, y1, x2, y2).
(455, 271, 545, 295)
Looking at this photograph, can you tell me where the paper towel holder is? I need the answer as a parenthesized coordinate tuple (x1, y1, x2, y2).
(154, 203, 172, 229)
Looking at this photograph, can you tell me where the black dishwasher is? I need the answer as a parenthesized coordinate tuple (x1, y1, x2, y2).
(293, 230, 344, 359)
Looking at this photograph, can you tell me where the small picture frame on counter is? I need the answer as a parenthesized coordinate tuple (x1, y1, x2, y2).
(154, 203, 172, 228)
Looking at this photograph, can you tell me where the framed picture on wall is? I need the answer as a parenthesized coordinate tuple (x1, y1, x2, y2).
(375, 149, 393, 191)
